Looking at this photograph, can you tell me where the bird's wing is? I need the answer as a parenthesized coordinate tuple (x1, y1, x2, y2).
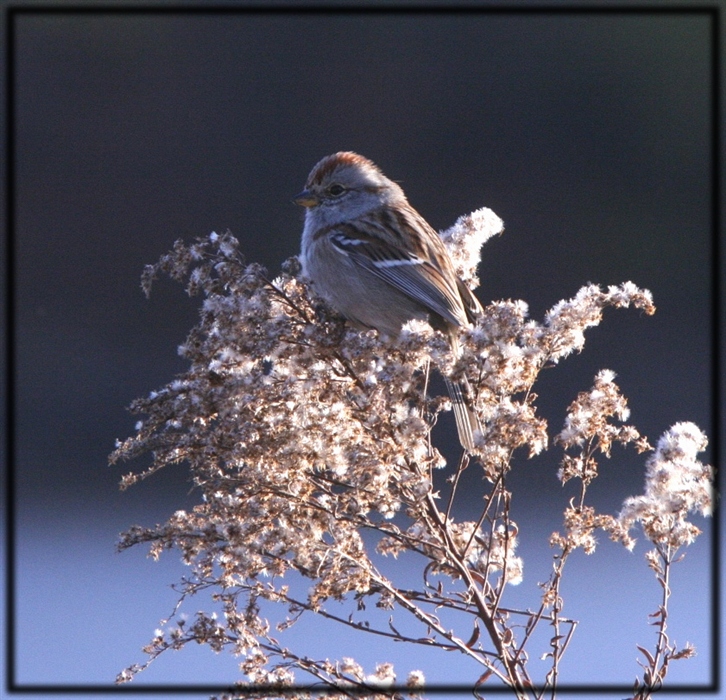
(456, 276, 484, 323)
(329, 223, 467, 329)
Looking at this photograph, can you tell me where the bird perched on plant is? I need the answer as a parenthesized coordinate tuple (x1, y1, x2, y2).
(295, 151, 482, 451)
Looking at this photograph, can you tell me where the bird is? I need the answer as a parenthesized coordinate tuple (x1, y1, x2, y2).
(295, 151, 482, 451)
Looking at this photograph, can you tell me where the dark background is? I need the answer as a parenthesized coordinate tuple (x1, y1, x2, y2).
(5, 7, 718, 697)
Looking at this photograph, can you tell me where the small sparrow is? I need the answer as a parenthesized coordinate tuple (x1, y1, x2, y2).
(295, 151, 482, 451)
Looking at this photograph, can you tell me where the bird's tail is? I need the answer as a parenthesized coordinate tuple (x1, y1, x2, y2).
(444, 376, 480, 452)
(444, 329, 480, 452)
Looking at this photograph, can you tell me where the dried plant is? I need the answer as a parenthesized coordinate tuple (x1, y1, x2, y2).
(110, 211, 712, 699)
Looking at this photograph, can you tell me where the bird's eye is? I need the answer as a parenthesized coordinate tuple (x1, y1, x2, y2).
(327, 184, 346, 196)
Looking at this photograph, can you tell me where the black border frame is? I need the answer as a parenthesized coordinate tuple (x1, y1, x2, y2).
(4, 3, 721, 696)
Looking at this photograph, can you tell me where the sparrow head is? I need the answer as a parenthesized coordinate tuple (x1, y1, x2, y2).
(294, 152, 405, 218)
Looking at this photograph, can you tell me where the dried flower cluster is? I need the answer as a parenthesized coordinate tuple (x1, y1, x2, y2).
(111, 212, 711, 699)
(619, 422, 713, 549)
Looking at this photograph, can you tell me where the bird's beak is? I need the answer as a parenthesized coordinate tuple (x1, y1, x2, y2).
(293, 189, 319, 208)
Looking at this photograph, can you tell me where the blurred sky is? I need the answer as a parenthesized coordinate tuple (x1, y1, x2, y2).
(5, 6, 720, 698)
